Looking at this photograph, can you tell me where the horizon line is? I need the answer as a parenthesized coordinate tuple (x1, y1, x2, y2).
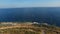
(0, 7, 60, 9)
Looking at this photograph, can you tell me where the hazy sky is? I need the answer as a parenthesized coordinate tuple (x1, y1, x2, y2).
(0, 0, 60, 8)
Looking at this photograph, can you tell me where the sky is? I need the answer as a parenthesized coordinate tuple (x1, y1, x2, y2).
(0, 0, 60, 8)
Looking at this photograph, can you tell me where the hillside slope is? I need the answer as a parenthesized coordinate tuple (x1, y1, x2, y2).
(0, 22, 60, 34)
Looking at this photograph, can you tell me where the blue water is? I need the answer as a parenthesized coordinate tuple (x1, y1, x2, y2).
(0, 7, 60, 26)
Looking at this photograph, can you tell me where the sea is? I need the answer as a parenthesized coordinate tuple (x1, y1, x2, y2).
(0, 7, 60, 26)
